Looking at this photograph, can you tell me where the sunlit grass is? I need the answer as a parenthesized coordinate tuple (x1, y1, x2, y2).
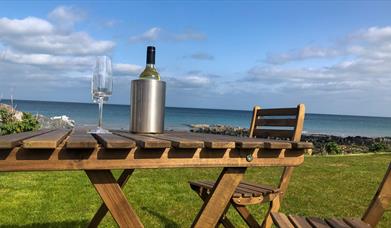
(0, 154, 390, 227)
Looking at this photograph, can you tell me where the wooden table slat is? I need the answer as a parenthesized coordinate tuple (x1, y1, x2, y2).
(66, 131, 97, 149)
(23, 129, 71, 149)
(95, 134, 136, 149)
(143, 133, 204, 148)
(165, 132, 236, 149)
(165, 132, 302, 149)
(0, 129, 54, 148)
(113, 131, 171, 148)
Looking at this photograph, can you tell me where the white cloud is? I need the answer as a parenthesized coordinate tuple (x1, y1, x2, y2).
(0, 5, 136, 97)
(113, 63, 143, 76)
(0, 17, 53, 35)
(245, 26, 391, 97)
(129, 27, 206, 43)
(48, 6, 85, 32)
(129, 27, 162, 42)
(168, 72, 216, 89)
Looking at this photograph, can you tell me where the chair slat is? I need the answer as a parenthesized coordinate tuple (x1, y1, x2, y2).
(257, 108, 298, 116)
(94, 134, 136, 149)
(256, 118, 297, 127)
(165, 132, 235, 149)
(342, 218, 371, 228)
(23, 129, 71, 149)
(254, 129, 294, 139)
(325, 218, 350, 228)
(271, 212, 295, 228)
(113, 132, 171, 148)
(306, 217, 331, 228)
(288, 215, 312, 228)
(0, 129, 53, 148)
(143, 133, 204, 148)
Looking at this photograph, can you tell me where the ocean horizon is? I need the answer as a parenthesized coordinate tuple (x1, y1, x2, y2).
(1, 99, 391, 137)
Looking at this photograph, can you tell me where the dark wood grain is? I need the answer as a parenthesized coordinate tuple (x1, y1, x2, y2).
(113, 131, 171, 148)
(325, 218, 350, 228)
(94, 134, 136, 149)
(66, 130, 97, 149)
(270, 212, 295, 228)
(144, 133, 204, 148)
(23, 129, 70, 149)
(257, 108, 298, 116)
(288, 215, 312, 228)
(0, 129, 54, 148)
(256, 118, 297, 127)
(166, 132, 236, 149)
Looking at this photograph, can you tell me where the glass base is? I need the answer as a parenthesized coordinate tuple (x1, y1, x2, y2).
(88, 127, 111, 134)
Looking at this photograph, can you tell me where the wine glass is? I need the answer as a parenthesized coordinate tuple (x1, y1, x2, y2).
(90, 56, 113, 134)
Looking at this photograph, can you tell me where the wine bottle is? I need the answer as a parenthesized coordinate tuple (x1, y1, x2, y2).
(139, 46, 160, 80)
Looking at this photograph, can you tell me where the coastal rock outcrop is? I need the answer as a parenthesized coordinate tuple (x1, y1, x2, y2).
(0, 103, 74, 129)
(189, 124, 391, 154)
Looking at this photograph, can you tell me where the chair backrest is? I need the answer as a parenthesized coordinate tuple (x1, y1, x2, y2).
(362, 162, 391, 227)
(248, 104, 305, 142)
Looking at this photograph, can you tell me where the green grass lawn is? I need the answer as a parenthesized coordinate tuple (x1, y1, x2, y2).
(0, 154, 390, 227)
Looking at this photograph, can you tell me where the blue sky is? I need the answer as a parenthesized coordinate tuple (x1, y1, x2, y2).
(1, 1, 391, 116)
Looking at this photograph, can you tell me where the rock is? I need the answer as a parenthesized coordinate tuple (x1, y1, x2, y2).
(188, 123, 391, 155)
(37, 115, 74, 129)
(0, 103, 23, 121)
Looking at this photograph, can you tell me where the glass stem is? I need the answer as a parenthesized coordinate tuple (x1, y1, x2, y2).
(98, 97, 104, 128)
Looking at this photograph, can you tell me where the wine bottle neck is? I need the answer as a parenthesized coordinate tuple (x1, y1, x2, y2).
(146, 64, 155, 68)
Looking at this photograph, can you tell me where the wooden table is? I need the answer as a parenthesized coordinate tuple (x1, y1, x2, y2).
(0, 129, 312, 228)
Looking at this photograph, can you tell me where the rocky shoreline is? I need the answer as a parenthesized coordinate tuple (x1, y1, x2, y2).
(188, 124, 391, 155)
(0, 103, 74, 129)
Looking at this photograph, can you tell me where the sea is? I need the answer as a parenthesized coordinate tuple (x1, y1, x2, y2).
(1, 99, 391, 137)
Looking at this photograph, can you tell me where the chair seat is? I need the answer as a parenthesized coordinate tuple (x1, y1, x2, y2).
(271, 212, 372, 228)
(189, 180, 280, 205)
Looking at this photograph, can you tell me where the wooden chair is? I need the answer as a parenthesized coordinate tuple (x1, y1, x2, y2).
(271, 162, 391, 228)
(189, 104, 306, 228)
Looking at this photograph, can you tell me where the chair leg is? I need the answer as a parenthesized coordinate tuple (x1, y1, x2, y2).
(261, 196, 281, 228)
(233, 205, 261, 228)
(220, 203, 235, 228)
(195, 187, 234, 227)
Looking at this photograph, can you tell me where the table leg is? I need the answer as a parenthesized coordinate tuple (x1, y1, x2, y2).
(88, 169, 134, 228)
(192, 167, 247, 228)
(85, 170, 143, 228)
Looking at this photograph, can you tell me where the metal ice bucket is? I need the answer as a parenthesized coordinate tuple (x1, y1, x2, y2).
(130, 79, 166, 133)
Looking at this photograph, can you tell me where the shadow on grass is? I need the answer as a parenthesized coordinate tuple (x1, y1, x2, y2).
(142, 207, 180, 228)
(0, 220, 89, 228)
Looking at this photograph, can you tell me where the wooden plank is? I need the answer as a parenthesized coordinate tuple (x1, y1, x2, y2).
(270, 212, 294, 228)
(306, 217, 331, 228)
(254, 129, 294, 139)
(325, 218, 350, 228)
(0, 129, 54, 148)
(343, 218, 370, 228)
(94, 134, 136, 149)
(256, 118, 297, 127)
(89, 169, 134, 227)
(23, 129, 70, 149)
(166, 132, 235, 149)
(66, 131, 97, 149)
(85, 170, 143, 228)
(192, 167, 246, 227)
(362, 163, 391, 227)
(144, 133, 204, 148)
(113, 132, 171, 149)
(257, 108, 297, 116)
(288, 215, 312, 228)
